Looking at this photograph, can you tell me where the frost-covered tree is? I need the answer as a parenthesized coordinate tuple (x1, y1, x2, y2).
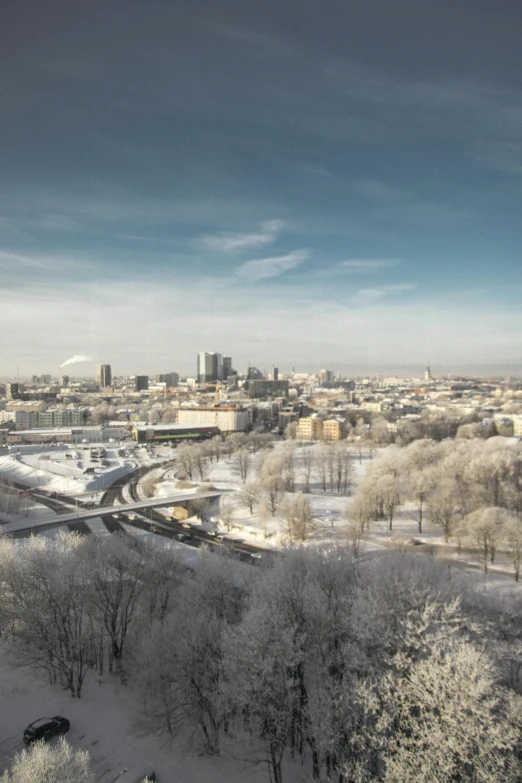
(82, 534, 145, 675)
(374, 642, 522, 783)
(428, 477, 462, 542)
(504, 514, 522, 581)
(285, 492, 313, 542)
(299, 447, 315, 493)
(0, 738, 94, 783)
(0, 534, 93, 697)
(376, 474, 400, 531)
(238, 482, 260, 514)
(460, 506, 508, 573)
(231, 447, 251, 484)
(219, 497, 236, 531)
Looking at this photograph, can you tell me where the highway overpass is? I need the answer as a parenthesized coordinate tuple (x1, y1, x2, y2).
(1, 491, 224, 536)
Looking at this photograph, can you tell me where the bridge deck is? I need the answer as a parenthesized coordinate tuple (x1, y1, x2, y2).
(0, 491, 224, 534)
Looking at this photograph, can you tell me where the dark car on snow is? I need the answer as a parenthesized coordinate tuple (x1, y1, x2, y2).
(23, 716, 70, 745)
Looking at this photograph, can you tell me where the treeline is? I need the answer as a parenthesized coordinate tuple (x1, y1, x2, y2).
(1, 536, 522, 781)
(177, 436, 354, 495)
(348, 438, 522, 577)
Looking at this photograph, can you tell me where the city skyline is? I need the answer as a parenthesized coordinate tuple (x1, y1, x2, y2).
(2, 1, 522, 374)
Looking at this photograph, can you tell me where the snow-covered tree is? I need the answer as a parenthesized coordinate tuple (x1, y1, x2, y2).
(0, 738, 94, 783)
(238, 482, 260, 514)
(231, 447, 251, 484)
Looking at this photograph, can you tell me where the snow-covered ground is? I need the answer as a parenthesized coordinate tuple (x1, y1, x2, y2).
(0, 448, 135, 495)
(0, 656, 310, 783)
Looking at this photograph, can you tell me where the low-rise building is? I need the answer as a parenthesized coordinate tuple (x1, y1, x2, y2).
(132, 423, 220, 443)
(177, 407, 249, 433)
(8, 426, 127, 445)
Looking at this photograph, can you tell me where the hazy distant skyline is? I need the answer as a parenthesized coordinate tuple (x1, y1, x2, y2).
(1, 0, 521, 374)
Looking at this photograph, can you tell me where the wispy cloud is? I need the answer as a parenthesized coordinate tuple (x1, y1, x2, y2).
(355, 283, 415, 300)
(340, 259, 397, 272)
(0, 250, 93, 272)
(198, 220, 284, 253)
(235, 250, 309, 280)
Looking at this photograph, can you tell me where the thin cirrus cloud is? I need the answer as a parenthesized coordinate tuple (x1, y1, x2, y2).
(355, 283, 415, 300)
(340, 259, 398, 271)
(197, 220, 285, 253)
(235, 250, 309, 280)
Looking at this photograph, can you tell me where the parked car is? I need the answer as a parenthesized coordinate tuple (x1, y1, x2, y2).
(23, 716, 70, 745)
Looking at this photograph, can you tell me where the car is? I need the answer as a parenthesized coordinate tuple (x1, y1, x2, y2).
(250, 552, 262, 559)
(49, 491, 58, 498)
(23, 716, 70, 745)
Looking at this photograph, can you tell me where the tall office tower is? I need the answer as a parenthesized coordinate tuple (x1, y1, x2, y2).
(135, 375, 149, 391)
(159, 372, 179, 388)
(223, 356, 233, 379)
(6, 383, 20, 400)
(98, 364, 112, 388)
(60, 375, 70, 387)
(273, 366, 279, 381)
(424, 362, 433, 382)
(319, 369, 333, 386)
(197, 352, 223, 383)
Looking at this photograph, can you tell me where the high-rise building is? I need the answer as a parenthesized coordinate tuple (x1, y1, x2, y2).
(60, 375, 70, 387)
(223, 356, 233, 379)
(197, 352, 223, 383)
(159, 372, 179, 388)
(273, 366, 279, 381)
(319, 369, 334, 386)
(135, 375, 149, 391)
(98, 364, 112, 388)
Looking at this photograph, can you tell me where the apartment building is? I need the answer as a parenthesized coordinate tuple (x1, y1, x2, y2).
(13, 409, 85, 430)
(322, 419, 348, 440)
(296, 416, 324, 441)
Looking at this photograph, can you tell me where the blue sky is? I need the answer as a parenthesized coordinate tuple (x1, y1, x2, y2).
(1, 0, 521, 376)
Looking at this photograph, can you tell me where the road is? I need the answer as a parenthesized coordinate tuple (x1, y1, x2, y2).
(5, 464, 273, 563)
(1, 491, 224, 535)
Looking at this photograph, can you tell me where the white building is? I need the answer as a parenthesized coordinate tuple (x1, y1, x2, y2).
(177, 407, 249, 432)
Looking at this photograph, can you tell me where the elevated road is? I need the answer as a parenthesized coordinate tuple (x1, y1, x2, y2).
(1, 491, 223, 535)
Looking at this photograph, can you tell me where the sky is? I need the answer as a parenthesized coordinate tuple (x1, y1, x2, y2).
(1, 0, 522, 378)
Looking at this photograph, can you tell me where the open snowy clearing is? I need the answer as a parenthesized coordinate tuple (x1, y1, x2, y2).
(0, 657, 311, 783)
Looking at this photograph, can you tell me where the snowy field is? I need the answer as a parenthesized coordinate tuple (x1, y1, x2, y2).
(0, 657, 311, 783)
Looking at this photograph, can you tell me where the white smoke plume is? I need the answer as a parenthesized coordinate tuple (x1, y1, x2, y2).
(60, 354, 93, 368)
